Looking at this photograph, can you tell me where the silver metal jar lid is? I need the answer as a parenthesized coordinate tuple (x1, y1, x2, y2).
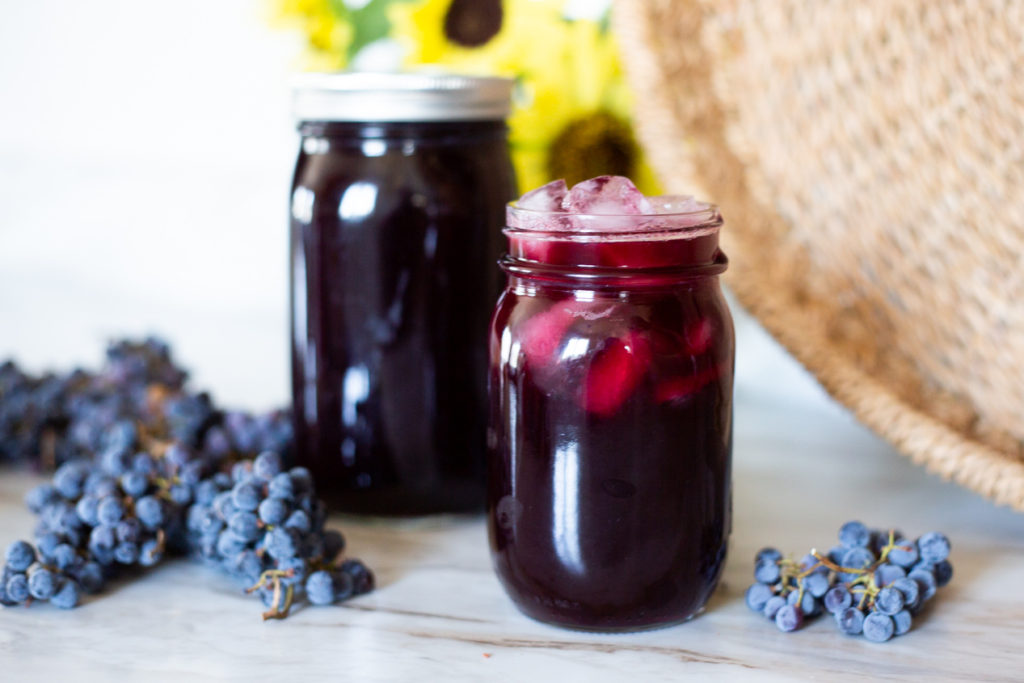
(291, 72, 514, 122)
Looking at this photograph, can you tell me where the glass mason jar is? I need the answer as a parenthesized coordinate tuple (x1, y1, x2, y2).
(487, 202, 734, 631)
(290, 73, 516, 514)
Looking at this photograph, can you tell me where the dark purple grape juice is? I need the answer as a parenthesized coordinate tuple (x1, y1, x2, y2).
(488, 182, 734, 630)
(290, 75, 516, 514)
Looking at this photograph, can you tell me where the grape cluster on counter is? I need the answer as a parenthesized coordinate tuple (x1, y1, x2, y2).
(0, 338, 372, 619)
(745, 521, 952, 642)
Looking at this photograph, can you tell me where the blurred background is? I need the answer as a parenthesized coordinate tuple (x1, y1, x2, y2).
(0, 0, 835, 418)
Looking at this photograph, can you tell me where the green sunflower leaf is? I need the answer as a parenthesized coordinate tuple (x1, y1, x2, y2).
(345, 0, 418, 62)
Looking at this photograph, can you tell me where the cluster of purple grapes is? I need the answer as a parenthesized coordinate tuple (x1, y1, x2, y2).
(0, 338, 292, 469)
(0, 338, 372, 619)
(185, 451, 372, 619)
(745, 521, 952, 642)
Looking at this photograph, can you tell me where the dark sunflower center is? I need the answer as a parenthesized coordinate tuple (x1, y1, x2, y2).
(444, 0, 504, 48)
(546, 112, 640, 187)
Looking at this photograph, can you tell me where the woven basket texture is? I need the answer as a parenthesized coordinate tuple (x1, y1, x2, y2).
(614, 0, 1024, 510)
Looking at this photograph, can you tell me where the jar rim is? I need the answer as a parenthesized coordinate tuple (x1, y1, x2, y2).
(292, 71, 514, 122)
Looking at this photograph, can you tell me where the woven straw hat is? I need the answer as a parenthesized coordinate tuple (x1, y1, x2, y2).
(614, 0, 1024, 510)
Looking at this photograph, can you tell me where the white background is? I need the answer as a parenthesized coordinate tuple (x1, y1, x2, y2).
(0, 0, 832, 417)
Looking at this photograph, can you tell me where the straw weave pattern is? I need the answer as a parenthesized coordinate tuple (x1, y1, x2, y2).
(615, 0, 1024, 509)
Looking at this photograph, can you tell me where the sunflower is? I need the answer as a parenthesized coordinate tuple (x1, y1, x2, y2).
(276, 0, 658, 193)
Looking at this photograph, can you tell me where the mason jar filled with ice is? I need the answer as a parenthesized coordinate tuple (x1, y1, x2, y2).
(487, 176, 735, 631)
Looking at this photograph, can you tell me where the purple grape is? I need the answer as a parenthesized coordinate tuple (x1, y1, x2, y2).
(28, 567, 57, 600)
(755, 547, 782, 564)
(5, 540, 36, 572)
(835, 606, 865, 635)
(838, 520, 871, 549)
(886, 538, 919, 567)
(862, 611, 895, 642)
(891, 577, 920, 610)
(762, 595, 786, 620)
(875, 586, 905, 615)
(50, 579, 80, 609)
(754, 558, 781, 584)
(5, 573, 29, 603)
(917, 532, 950, 564)
(874, 562, 906, 587)
(775, 604, 803, 632)
(892, 609, 913, 635)
(824, 585, 853, 614)
(745, 582, 773, 612)
(932, 559, 953, 587)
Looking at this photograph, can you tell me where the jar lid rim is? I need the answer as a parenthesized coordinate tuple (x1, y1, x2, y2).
(292, 71, 514, 122)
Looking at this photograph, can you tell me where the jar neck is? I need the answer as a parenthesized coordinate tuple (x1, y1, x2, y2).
(501, 250, 728, 289)
(298, 120, 508, 141)
(502, 225, 726, 288)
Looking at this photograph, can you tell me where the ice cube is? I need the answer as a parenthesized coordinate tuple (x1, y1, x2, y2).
(516, 179, 568, 212)
(647, 195, 708, 214)
(562, 176, 653, 215)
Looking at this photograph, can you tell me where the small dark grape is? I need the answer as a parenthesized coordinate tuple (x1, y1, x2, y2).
(762, 595, 786, 620)
(875, 586, 905, 615)
(339, 559, 374, 595)
(227, 511, 261, 542)
(135, 496, 165, 529)
(53, 544, 79, 571)
(28, 567, 57, 600)
(215, 530, 248, 558)
(284, 509, 311, 534)
(97, 497, 125, 525)
(787, 588, 820, 617)
(891, 576, 921, 609)
(306, 570, 334, 606)
(114, 542, 139, 565)
(932, 559, 953, 587)
(917, 532, 950, 564)
(801, 572, 830, 598)
(50, 579, 80, 609)
(892, 609, 913, 636)
(120, 471, 149, 498)
(253, 451, 282, 481)
(323, 530, 345, 562)
(755, 547, 782, 564)
(139, 539, 163, 567)
(775, 604, 803, 632)
(25, 484, 60, 514)
(5, 540, 36, 572)
(838, 520, 871, 549)
(824, 585, 853, 614)
(908, 567, 937, 602)
(862, 611, 895, 642)
(886, 538, 919, 567)
(116, 518, 142, 544)
(745, 582, 773, 612)
(268, 473, 294, 501)
(874, 562, 906, 587)
(835, 607, 865, 635)
(74, 561, 104, 593)
(6, 573, 29, 603)
(75, 496, 101, 526)
(231, 482, 261, 512)
(264, 527, 299, 561)
(257, 498, 289, 526)
(753, 558, 781, 584)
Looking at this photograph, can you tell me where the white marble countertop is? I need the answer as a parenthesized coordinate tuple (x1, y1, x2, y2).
(2, 389, 1021, 682)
